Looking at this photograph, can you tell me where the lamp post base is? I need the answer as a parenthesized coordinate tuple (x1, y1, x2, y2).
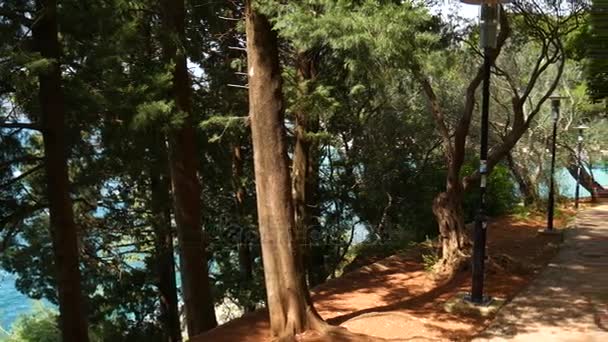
(538, 228, 563, 235)
(538, 229, 564, 242)
(444, 292, 505, 317)
(464, 293, 493, 306)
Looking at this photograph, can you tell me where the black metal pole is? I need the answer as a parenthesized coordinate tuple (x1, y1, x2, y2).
(574, 131, 583, 209)
(547, 115, 558, 231)
(471, 47, 492, 304)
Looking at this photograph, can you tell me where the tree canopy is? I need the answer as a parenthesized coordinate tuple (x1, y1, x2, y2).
(0, 0, 605, 341)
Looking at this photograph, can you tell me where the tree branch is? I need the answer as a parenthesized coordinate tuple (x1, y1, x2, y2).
(0, 156, 43, 170)
(0, 164, 43, 189)
(0, 122, 42, 131)
(411, 66, 454, 161)
(462, 48, 566, 190)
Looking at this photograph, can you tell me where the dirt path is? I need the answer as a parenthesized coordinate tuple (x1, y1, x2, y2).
(192, 213, 571, 342)
(474, 204, 608, 341)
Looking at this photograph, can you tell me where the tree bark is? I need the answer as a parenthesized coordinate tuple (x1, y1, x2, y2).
(232, 143, 255, 312)
(566, 154, 604, 199)
(432, 173, 469, 274)
(306, 146, 326, 287)
(246, 2, 326, 339)
(150, 138, 181, 342)
(160, 0, 217, 335)
(506, 153, 539, 206)
(32, 1, 90, 341)
(291, 51, 327, 287)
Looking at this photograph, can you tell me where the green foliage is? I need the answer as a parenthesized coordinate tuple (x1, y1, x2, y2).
(0, 0, 600, 340)
(487, 165, 520, 216)
(3, 306, 111, 342)
(420, 237, 440, 271)
(511, 204, 534, 220)
(261, 0, 440, 54)
(199, 116, 249, 143)
(421, 254, 440, 272)
(24, 58, 56, 75)
(587, 0, 608, 101)
(132, 100, 184, 130)
(462, 163, 519, 222)
(3, 306, 61, 342)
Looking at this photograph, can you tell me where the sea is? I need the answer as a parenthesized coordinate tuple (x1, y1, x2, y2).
(0, 271, 35, 334)
(1, 167, 606, 335)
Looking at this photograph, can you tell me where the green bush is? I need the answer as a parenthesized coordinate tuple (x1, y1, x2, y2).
(420, 237, 440, 271)
(4, 306, 60, 342)
(2, 305, 105, 342)
(462, 163, 518, 222)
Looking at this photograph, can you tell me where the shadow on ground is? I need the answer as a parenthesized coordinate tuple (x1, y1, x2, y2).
(474, 205, 608, 341)
(192, 211, 573, 342)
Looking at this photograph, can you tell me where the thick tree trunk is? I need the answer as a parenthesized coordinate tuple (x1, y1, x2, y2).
(232, 143, 255, 312)
(246, 2, 326, 339)
(566, 156, 604, 199)
(150, 140, 181, 342)
(160, 0, 217, 335)
(506, 153, 539, 206)
(32, 1, 90, 341)
(432, 172, 469, 275)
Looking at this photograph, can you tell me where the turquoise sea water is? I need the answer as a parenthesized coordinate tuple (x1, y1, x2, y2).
(1, 168, 606, 334)
(556, 167, 608, 198)
(0, 271, 35, 334)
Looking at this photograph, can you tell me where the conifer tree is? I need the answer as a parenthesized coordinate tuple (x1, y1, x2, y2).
(160, 0, 217, 335)
(245, 1, 327, 338)
(32, 0, 89, 340)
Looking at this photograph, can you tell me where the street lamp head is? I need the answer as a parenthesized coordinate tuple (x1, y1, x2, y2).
(574, 125, 589, 141)
(460, 1, 511, 48)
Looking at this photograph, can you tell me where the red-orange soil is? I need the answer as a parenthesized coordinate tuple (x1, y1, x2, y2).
(193, 210, 575, 342)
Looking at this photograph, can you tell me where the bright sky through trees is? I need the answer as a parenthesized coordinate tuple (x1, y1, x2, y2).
(435, 0, 480, 19)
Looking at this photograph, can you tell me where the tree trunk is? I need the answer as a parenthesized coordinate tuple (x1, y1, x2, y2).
(32, 1, 90, 341)
(150, 139, 181, 342)
(246, 2, 326, 339)
(566, 155, 604, 198)
(506, 153, 538, 206)
(232, 143, 255, 313)
(160, 0, 217, 335)
(432, 172, 469, 275)
(306, 146, 327, 287)
(291, 52, 327, 287)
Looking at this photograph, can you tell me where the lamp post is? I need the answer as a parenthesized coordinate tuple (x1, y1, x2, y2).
(461, 0, 509, 305)
(546, 95, 564, 232)
(573, 125, 589, 209)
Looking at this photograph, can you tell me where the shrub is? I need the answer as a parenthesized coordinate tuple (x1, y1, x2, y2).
(462, 163, 519, 222)
(4, 305, 105, 342)
(5, 306, 60, 342)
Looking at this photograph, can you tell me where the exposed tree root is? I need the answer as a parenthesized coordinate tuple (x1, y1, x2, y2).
(273, 308, 332, 342)
(315, 326, 389, 341)
(287, 326, 389, 342)
(273, 310, 389, 342)
(431, 249, 470, 280)
(306, 307, 333, 333)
